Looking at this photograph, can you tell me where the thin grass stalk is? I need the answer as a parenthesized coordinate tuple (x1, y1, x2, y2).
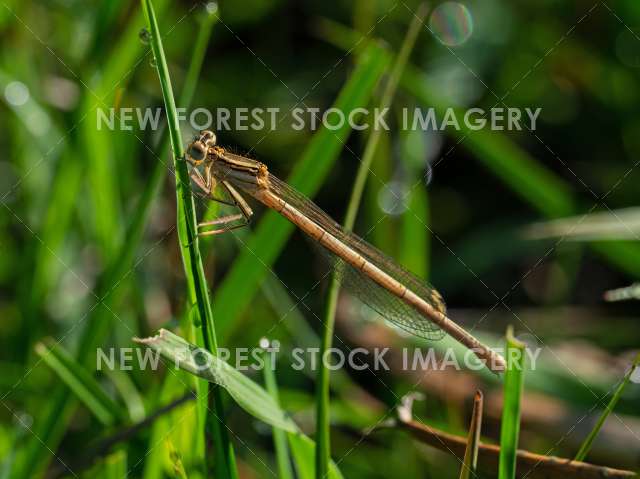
(140, 1, 237, 477)
(315, 5, 429, 477)
(459, 390, 483, 479)
(574, 352, 640, 462)
(108, 8, 218, 293)
(263, 341, 295, 479)
(498, 327, 526, 479)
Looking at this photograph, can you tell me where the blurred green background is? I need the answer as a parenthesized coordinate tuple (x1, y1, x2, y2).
(1, 0, 640, 477)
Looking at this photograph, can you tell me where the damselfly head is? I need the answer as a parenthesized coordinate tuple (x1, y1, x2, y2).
(186, 130, 217, 166)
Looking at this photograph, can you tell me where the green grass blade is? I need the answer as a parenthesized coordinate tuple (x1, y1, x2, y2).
(80, 0, 170, 259)
(400, 185, 430, 276)
(364, 131, 394, 254)
(103, 6, 218, 294)
(262, 343, 295, 479)
(22, 149, 83, 353)
(166, 440, 189, 479)
(399, 129, 430, 278)
(347, 6, 428, 231)
(574, 353, 640, 462)
(316, 7, 428, 477)
(459, 390, 483, 479)
(179, 12, 218, 108)
(288, 433, 344, 479)
(212, 41, 390, 339)
(142, 373, 189, 479)
(498, 327, 526, 479)
(140, 1, 237, 477)
(106, 369, 146, 423)
(35, 340, 126, 426)
(100, 450, 127, 479)
(136, 329, 299, 433)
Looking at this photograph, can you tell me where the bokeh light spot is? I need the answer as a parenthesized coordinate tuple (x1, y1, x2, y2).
(206, 2, 218, 15)
(378, 181, 409, 216)
(4, 81, 29, 106)
(429, 2, 473, 47)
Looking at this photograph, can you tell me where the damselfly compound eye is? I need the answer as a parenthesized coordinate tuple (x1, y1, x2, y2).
(200, 130, 217, 147)
(188, 141, 207, 162)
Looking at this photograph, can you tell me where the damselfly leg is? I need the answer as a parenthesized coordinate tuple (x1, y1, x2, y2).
(197, 212, 248, 236)
(190, 165, 253, 236)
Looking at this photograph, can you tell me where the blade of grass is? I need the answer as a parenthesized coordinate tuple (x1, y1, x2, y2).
(100, 450, 127, 479)
(135, 329, 299, 433)
(166, 439, 189, 479)
(106, 369, 146, 423)
(135, 329, 343, 479)
(498, 327, 526, 479)
(21, 149, 83, 355)
(315, 7, 428, 477)
(399, 128, 430, 278)
(212, 40, 390, 340)
(262, 340, 295, 479)
(35, 340, 126, 427)
(142, 375, 191, 479)
(459, 390, 483, 479)
(140, 1, 237, 477)
(288, 434, 345, 479)
(574, 352, 640, 462)
(134, 10, 217, 471)
(103, 6, 219, 301)
(364, 130, 394, 254)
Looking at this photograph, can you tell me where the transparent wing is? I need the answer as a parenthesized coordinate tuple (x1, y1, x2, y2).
(269, 174, 446, 341)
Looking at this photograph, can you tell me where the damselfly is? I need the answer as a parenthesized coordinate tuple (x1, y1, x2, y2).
(185, 130, 505, 372)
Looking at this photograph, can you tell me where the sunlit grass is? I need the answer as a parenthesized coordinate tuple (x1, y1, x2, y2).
(140, 0, 237, 477)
